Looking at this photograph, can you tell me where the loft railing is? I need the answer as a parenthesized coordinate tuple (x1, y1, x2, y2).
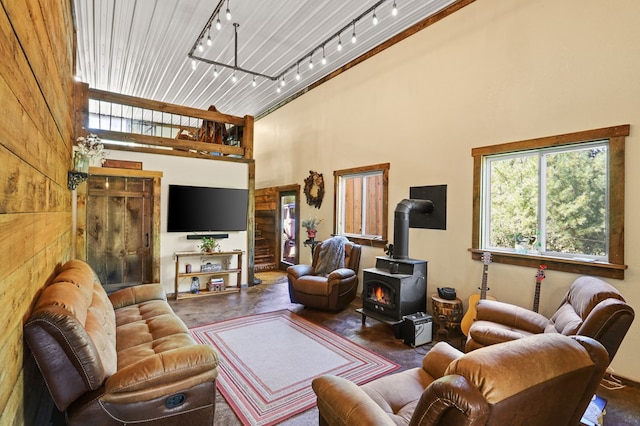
(74, 84, 254, 161)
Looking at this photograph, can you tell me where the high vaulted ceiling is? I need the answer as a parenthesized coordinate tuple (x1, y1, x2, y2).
(73, 0, 461, 119)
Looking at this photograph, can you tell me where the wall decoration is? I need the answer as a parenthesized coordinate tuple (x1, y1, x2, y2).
(304, 170, 324, 209)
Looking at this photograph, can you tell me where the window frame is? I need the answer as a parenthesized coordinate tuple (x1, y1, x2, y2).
(334, 163, 390, 248)
(471, 125, 628, 279)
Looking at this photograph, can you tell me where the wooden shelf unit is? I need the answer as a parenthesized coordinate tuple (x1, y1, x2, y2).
(173, 250, 244, 300)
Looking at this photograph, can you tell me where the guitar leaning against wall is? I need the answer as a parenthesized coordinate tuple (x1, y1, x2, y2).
(461, 253, 495, 336)
(532, 264, 547, 313)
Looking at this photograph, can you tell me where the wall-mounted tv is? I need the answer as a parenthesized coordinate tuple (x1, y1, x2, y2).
(167, 184, 249, 232)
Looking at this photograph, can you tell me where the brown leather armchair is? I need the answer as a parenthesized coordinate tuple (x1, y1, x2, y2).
(312, 333, 608, 426)
(287, 238, 361, 311)
(466, 276, 634, 362)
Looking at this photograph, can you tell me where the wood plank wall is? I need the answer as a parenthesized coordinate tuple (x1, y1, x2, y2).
(0, 0, 75, 424)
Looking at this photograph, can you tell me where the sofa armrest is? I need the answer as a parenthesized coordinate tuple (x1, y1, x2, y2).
(109, 283, 166, 309)
(287, 264, 314, 279)
(328, 268, 356, 283)
(422, 342, 463, 379)
(312, 375, 396, 426)
(475, 299, 548, 333)
(411, 375, 490, 425)
(103, 345, 219, 403)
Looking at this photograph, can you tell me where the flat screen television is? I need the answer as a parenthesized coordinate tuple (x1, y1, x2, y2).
(167, 184, 249, 232)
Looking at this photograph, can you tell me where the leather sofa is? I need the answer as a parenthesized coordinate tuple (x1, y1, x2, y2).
(312, 333, 608, 425)
(24, 259, 219, 425)
(466, 276, 634, 362)
(287, 239, 361, 311)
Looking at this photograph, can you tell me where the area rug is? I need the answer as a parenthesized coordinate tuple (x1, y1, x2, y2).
(190, 309, 399, 426)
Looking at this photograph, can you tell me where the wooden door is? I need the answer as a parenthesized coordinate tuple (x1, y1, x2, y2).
(86, 175, 153, 292)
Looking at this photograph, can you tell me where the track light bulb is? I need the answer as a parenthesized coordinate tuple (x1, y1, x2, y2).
(337, 35, 342, 51)
(392, 1, 398, 16)
(276, 86, 281, 94)
(213, 67, 218, 78)
(232, 71, 237, 83)
(373, 11, 378, 25)
(207, 34, 212, 46)
(191, 59, 196, 70)
(296, 64, 301, 80)
(216, 17, 221, 30)
(309, 58, 314, 69)
(225, 0, 231, 20)
(198, 41, 204, 52)
(252, 77, 257, 87)
(322, 48, 327, 66)
(280, 78, 285, 87)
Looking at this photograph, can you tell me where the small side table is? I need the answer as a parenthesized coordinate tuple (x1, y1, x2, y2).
(303, 237, 319, 256)
(431, 294, 465, 350)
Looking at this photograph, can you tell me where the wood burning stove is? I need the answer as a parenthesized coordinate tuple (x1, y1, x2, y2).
(359, 256, 427, 327)
(357, 198, 434, 334)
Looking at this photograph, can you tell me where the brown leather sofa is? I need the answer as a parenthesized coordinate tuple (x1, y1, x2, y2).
(287, 239, 361, 311)
(24, 260, 219, 425)
(466, 276, 634, 362)
(312, 333, 608, 426)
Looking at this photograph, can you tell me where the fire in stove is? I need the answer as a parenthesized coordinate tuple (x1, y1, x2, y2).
(369, 285, 391, 305)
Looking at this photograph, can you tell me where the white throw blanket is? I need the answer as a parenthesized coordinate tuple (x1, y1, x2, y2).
(315, 236, 349, 276)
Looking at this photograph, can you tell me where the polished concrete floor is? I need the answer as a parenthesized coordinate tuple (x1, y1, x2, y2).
(168, 271, 640, 426)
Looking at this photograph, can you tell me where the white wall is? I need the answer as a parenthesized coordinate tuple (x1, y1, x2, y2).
(101, 152, 249, 292)
(254, 0, 640, 381)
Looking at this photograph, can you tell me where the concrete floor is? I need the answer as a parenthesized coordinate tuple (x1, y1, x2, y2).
(167, 271, 640, 426)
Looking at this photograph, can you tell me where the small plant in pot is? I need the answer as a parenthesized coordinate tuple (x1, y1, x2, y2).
(301, 217, 321, 239)
(199, 237, 220, 253)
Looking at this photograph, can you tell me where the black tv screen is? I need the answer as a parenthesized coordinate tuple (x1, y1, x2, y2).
(167, 185, 248, 232)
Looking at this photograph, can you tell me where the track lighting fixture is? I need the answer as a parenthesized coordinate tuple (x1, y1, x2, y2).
(190, 0, 402, 89)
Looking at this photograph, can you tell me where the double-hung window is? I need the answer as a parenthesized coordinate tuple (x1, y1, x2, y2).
(334, 163, 389, 247)
(472, 125, 628, 279)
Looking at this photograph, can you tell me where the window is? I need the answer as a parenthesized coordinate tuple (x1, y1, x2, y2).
(472, 125, 628, 279)
(334, 163, 389, 247)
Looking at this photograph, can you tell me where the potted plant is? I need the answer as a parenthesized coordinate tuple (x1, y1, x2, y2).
(301, 217, 321, 239)
(74, 133, 106, 172)
(199, 237, 220, 253)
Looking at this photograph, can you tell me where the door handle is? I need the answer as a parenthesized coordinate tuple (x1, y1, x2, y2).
(146, 233, 149, 247)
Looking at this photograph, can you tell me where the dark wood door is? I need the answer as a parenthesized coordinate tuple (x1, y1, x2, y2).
(86, 175, 153, 292)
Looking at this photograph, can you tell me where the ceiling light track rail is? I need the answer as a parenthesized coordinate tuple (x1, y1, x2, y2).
(188, 0, 394, 83)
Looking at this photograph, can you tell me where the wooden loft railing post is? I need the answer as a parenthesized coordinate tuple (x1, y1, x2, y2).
(73, 82, 89, 140)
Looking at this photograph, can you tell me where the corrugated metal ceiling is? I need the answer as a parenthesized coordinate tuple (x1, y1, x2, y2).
(73, 0, 459, 118)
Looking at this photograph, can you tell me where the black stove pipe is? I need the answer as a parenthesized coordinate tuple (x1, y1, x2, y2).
(393, 199, 434, 260)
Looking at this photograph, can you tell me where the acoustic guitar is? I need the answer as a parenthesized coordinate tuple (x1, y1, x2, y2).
(532, 264, 547, 313)
(461, 253, 495, 336)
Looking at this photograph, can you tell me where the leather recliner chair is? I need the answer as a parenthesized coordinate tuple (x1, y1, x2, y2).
(466, 276, 634, 362)
(312, 333, 608, 426)
(287, 238, 361, 311)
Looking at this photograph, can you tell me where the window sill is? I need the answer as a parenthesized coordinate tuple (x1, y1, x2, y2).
(469, 249, 627, 280)
(344, 236, 387, 249)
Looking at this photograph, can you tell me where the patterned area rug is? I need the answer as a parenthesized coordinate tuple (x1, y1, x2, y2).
(191, 310, 399, 426)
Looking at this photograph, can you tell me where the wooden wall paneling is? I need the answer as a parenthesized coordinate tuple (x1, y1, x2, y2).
(0, 0, 74, 422)
(2, 0, 74, 143)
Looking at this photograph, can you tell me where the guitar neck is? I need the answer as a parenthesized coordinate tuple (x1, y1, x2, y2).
(533, 282, 541, 313)
(480, 264, 489, 299)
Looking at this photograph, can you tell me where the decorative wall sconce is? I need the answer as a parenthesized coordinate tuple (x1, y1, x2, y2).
(68, 171, 88, 190)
